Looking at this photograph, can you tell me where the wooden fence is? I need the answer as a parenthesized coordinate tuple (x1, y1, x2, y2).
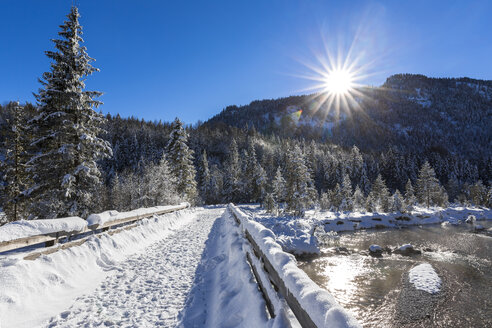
(228, 204, 361, 328)
(0, 203, 190, 259)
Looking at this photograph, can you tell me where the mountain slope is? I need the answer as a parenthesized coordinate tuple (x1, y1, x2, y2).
(206, 74, 492, 160)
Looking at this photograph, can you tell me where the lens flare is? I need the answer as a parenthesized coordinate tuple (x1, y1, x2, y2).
(291, 32, 378, 123)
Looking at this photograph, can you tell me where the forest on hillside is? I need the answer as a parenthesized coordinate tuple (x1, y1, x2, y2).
(0, 7, 491, 224)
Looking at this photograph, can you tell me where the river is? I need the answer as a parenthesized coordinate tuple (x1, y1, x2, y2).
(298, 222, 492, 327)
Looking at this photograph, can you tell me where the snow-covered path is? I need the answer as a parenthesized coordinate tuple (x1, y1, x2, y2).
(43, 207, 224, 328)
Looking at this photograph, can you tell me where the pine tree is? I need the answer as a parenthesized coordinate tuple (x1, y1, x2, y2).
(340, 173, 353, 211)
(199, 150, 211, 204)
(253, 163, 268, 202)
(0, 102, 30, 221)
(285, 145, 316, 216)
(166, 118, 197, 203)
(366, 174, 390, 212)
(320, 192, 331, 210)
(391, 190, 403, 213)
(403, 179, 417, 212)
(486, 187, 492, 208)
(272, 166, 286, 204)
(352, 186, 365, 211)
(110, 173, 124, 210)
(416, 161, 441, 208)
(209, 164, 224, 204)
(244, 140, 259, 202)
(151, 155, 178, 205)
(263, 193, 277, 214)
(330, 183, 343, 210)
(223, 138, 241, 202)
(28, 7, 112, 218)
(469, 180, 487, 206)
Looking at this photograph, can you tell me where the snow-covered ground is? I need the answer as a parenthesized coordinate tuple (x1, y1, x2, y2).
(240, 205, 491, 255)
(0, 206, 291, 328)
(0, 207, 224, 327)
(42, 206, 223, 327)
(177, 207, 290, 328)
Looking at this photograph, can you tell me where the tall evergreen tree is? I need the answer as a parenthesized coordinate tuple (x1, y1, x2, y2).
(285, 145, 316, 215)
(272, 166, 286, 204)
(199, 150, 211, 204)
(150, 155, 178, 206)
(340, 173, 353, 211)
(366, 174, 390, 212)
(0, 102, 30, 221)
(29, 7, 112, 218)
(403, 179, 417, 212)
(352, 186, 365, 211)
(209, 164, 224, 204)
(390, 190, 403, 213)
(166, 118, 197, 203)
(416, 161, 441, 208)
(223, 138, 241, 202)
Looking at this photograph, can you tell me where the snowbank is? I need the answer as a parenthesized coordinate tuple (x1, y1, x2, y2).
(229, 204, 360, 328)
(0, 208, 194, 328)
(178, 209, 291, 327)
(408, 263, 441, 294)
(0, 217, 87, 243)
(240, 205, 491, 255)
(86, 202, 189, 227)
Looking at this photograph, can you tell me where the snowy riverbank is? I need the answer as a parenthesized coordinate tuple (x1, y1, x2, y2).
(239, 205, 491, 255)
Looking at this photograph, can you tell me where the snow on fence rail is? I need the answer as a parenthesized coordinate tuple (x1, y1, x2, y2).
(0, 203, 190, 256)
(228, 203, 361, 328)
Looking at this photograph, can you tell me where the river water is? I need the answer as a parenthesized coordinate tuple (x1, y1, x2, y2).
(298, 222, 492, 327)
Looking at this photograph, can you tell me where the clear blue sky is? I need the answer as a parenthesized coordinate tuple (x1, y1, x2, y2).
(1, 0, 491, 123)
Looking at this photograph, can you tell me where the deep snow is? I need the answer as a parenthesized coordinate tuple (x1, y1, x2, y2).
(0, 217, 87, 242)
(43, 206, 224, 327)
(0, 207, 218, 328)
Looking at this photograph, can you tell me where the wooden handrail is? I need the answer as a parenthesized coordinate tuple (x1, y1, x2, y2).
(229, 206, 318, 328)
(0, 203, 190, 255)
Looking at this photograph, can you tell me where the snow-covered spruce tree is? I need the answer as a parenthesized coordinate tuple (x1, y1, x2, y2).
(166, 118, 197, 203)
(469, 180, 487, 206)
(487, 186, 492, 208)
(320, 192, 331, 210)
(199, 150, 211, 204)
(254, 164, 268, 202)
(390, 190, 403, 213)
(223, 138, 241, 203)
(150, 155, 179, 205)
(243, 140, 260, 202)
(329, 183, 343, 210)
(0, 102, 30, 221)
(209, 164, 224, 204)
(272, 166, 286, 205)
(352, 186, 365, 211)
(29, 7, 112, 219)
(339, 173, 353, 211)
(366, 174, 390, 212)
(285, 145, 316, 216)
(416, 161, 441, 208)
(403, 179, 417, 212)
(109, 173, 124, 210)
(263, 193, 277, 214)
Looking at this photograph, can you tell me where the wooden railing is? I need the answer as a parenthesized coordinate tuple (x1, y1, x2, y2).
(228, 204, 360, 328)
(0, 203, 190, 259)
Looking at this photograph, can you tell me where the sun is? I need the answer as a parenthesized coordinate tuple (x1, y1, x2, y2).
(323, 69, 354, 95)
